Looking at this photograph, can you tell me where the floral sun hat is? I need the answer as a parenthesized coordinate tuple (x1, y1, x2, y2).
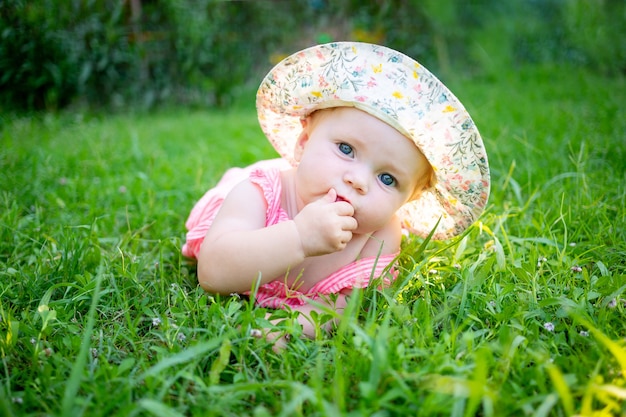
(256, 42, 490, 239)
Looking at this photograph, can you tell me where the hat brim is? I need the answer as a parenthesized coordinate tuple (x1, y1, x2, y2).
(256, 42, 490, 239)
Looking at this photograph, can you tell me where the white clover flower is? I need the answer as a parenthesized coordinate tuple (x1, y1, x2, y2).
(543, 322, 555, 332)
(579, 330, 589, 337)
(570, 266, 582, 273)
(608, 299, 617, 308)
(152, 317, 161, 327)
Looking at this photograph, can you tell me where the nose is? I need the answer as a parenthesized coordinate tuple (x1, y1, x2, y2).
(344, 167, 369, 194)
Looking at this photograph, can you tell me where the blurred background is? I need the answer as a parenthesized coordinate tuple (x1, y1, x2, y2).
(1, 0, 624, 112)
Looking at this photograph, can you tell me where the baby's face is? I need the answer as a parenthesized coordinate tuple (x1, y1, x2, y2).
(293, 107, 429, 234)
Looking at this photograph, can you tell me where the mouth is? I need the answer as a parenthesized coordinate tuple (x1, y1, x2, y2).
(335, 195, 350, 204)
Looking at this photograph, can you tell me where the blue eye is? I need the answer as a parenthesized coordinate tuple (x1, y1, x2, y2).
(338, 143, 353, 155)
(379, 173, 396, 187)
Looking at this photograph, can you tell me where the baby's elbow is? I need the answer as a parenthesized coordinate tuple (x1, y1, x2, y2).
(196, 240, 228, 294)
(197, 274, 215, 294)
(197, 258, 228, 295)
(196, 263, 212, 292)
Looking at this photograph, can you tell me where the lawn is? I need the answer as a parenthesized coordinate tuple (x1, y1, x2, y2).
(1, 63, 625, 416)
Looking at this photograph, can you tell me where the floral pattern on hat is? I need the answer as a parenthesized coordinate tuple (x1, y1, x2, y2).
(257, 42, 490, 239)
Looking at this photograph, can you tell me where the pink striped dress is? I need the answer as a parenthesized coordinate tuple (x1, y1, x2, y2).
(182, 159, 398, 308)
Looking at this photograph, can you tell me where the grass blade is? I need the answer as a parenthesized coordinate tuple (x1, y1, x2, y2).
(138, 399, 185, 417)
(570, 312, 626, 375)
(140, 339, 222, 380)
(61, 265, 104, 415)
(545, 363, 575, 416)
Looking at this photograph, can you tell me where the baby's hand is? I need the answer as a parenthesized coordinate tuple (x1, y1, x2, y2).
(293, 188, 357, 257)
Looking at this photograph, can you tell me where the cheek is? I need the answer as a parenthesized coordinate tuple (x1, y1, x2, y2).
(300, 147, 337, 173)
(357, 193, 399, 228)
(296, 153, 319, 178)
(295, 154, 330, 192)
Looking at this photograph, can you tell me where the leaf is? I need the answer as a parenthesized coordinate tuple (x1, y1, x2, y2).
(532, 393, 558, 417)
(569, 312, 626, 376)
(116, 358, 136, 377)
(492, 235, 506, 271)
(595, 384, 626, 400)
(138, 399, 185, 417)
(545, 363, 575, 416)
(209, 338, 232, 385)
(141, 339, 222, 380)
(5, 321, 20, 348)
(509, 236, 561, 247)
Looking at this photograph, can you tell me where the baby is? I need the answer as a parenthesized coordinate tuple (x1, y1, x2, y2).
(182, 42, 490, 343)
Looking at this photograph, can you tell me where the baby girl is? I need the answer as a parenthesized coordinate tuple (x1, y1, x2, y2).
(182, 42, 490, 343)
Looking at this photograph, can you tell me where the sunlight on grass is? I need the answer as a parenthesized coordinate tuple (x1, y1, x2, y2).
(1, 66, 625, 415)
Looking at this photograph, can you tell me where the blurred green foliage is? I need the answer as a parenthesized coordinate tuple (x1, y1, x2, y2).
(1, 0, 624, 111)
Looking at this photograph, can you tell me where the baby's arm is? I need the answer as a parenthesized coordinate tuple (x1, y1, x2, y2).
(197, 179, 356, 294)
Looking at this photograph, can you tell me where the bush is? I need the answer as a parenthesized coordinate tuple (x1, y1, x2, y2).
(0, 0, 624, 112)
(0, 0, 135, 110)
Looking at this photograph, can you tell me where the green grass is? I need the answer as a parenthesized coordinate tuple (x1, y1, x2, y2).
(1, 64, 625, 416)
